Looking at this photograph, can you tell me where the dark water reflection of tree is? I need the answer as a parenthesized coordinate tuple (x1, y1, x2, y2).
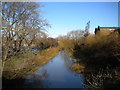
(2, 69, 49, 88)
(60, 51, 75, 69)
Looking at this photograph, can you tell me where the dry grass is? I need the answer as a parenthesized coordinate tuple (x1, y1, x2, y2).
(3, 47, 59, 79)
(71, 64, 85, 73)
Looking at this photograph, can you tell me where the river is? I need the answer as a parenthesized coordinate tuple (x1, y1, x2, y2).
(3, 51, 85, 88)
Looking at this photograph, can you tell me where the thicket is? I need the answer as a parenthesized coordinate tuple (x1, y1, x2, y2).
(59, 32, 120, 66)
(58, 31, 120, 88)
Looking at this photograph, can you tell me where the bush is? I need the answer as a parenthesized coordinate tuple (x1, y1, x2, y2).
(69, 32, 120, 67)
(84, 66, 120, 88)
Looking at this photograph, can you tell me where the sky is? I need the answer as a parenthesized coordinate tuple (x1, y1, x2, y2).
(40, 2, 118, 38)
(118, 1, 120, 27)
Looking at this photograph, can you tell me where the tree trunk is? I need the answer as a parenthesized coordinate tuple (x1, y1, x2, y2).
(3, 48, 8, 61)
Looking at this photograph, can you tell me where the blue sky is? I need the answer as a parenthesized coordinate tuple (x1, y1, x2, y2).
(40, 2, 118, 38)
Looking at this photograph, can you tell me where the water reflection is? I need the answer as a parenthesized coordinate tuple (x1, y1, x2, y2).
(3, 51, 84, 88)
(60, 51, 76, 68)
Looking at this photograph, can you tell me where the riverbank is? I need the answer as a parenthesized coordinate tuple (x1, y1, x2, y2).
(68, 37, 120, 88)
(3, 51, 85, 88)
(3, 47, 59, 79)
(69, 50, 120, 88)
(59, 33, 120, 73)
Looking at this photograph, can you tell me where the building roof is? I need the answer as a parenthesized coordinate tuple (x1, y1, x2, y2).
(100, 27, 120, 31)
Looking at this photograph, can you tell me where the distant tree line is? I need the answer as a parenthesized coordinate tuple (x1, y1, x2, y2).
(35, 37, 58, 49)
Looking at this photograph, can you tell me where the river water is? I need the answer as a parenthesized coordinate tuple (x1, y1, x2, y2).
(3, 51, 85, 88)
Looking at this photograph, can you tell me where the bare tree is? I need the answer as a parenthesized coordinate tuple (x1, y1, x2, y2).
(67, 30, 85, 40)
(2, 2, 50, 60)
(84, 21, 90, 37)
(0, 2, 2, 77)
